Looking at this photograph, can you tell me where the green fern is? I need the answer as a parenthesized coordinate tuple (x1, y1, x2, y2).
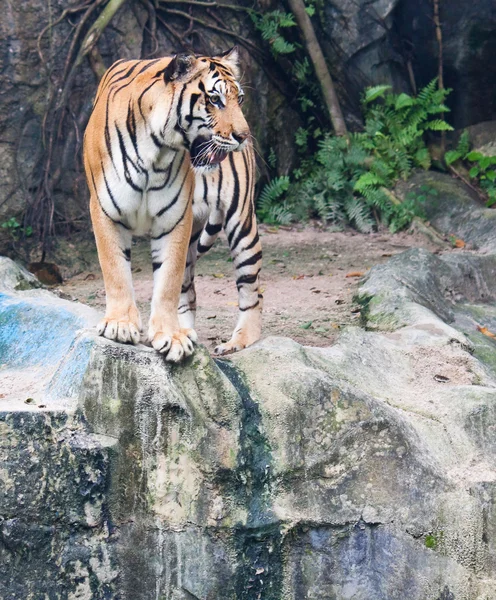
(426, 119, 454, 131)
(414, 147, 431, 170)
(271, 37, 296, 55)
(293, 58, 311, 82)
(443, 131, 496, 206)
(257, 80, 453, 232)
(258, 176, 292, 224)
(251, 10, 297, 56)
(354, 172, 386, 193)
(444, 130, 470, 166)
(345, 197, 375, 233)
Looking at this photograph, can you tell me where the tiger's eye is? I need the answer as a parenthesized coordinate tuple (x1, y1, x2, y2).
(238, 93, 245, 106)
(209, 93, 221, 105)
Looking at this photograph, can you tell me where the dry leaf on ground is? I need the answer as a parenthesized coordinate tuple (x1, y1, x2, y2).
(477, 325, 496, 338)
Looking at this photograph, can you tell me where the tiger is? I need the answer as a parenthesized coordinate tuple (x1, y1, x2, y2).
(83, 47, 262, 362)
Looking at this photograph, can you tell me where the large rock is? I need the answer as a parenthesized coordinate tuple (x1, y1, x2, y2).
(3, 238, 496, 600)
(394, 0, 496, 128)
(318, 0, 496, 128)
(396, 170, 496, 253)
(320, 0, 404, 119)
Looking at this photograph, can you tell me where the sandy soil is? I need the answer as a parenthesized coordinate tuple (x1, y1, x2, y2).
(58, 224, 444, 351)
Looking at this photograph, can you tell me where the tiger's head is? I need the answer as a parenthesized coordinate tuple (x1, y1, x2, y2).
(164, 48, 249, 171)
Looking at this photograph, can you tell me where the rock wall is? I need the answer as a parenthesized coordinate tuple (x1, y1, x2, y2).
(394, 0, 496, 128)
(321, 0, 496, 128)
(3, 174, 496, 598)
(2, 0, 496, 234)
(0, 0, 298, 231)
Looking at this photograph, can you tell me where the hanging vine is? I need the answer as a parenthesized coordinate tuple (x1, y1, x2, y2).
(29, 0, 127, 259)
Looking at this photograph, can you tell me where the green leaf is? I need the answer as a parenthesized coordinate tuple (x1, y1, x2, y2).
(486, 170, 496, 182)
(467, 151, 484, 162)
(426, 104, 450, 114)
(305, 5, 315, 16)
(363, 85, 392, 104)
(293, 58, 310, 82)
(300, 321, 313, 329)
(469, 166, 480, 178)
(2, 217, 20, 229)
(444, 150, 463, 165)
(278, 12, 296, 27)
(479, 156, 494, 170)
(394, 93, 414, 110)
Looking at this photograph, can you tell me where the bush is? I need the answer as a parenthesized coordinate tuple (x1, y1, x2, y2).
(259, 80, 453, 232)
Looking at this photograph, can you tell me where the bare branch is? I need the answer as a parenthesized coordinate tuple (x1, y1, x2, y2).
(36, 2, 91, 65)
(158, 7, 264, 57)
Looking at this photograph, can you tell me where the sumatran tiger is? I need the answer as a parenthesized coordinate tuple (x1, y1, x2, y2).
(83, 48, 262, 362)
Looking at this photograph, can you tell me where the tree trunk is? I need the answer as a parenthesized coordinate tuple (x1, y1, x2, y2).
(287, 0, 348, 137)
(433, 0, 446, 152)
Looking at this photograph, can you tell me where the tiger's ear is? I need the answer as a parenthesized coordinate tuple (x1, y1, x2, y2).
(216, 46, 240, 76)
(164, 53, 197, 83)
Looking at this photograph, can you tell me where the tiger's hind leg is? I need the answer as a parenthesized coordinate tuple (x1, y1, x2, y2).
(177, 226, 202, 331)
(214, 205, 262, 356)
(178, 204, 224, 328)
(90, 196, 142, 345)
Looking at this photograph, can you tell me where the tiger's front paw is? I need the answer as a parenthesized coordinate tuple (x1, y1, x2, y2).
(150, 327, 198, 362)
(97, 306, 142, 345)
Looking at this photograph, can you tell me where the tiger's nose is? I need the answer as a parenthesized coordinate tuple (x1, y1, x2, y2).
(232, 131, 248, 144)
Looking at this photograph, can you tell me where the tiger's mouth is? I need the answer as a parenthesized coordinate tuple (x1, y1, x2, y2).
(190, 136, 230, 170)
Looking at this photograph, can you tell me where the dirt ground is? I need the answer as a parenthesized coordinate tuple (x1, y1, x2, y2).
(56, 223, 445, 351)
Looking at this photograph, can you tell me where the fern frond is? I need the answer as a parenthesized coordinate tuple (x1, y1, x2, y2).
(457, 130, 470, 157)
(417, 78, 439, 103)
(266, 204, 293, 225)
(271, 37, 296, 54)
(354, 172, 385, 192)
(414, 147, 431, 170)
(345, 196, 374, 233)
(426, 104, 450, 114)
(363, 85, 392, 104)
(258, 176, 290, 221)
(425, 119, 454, 131)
